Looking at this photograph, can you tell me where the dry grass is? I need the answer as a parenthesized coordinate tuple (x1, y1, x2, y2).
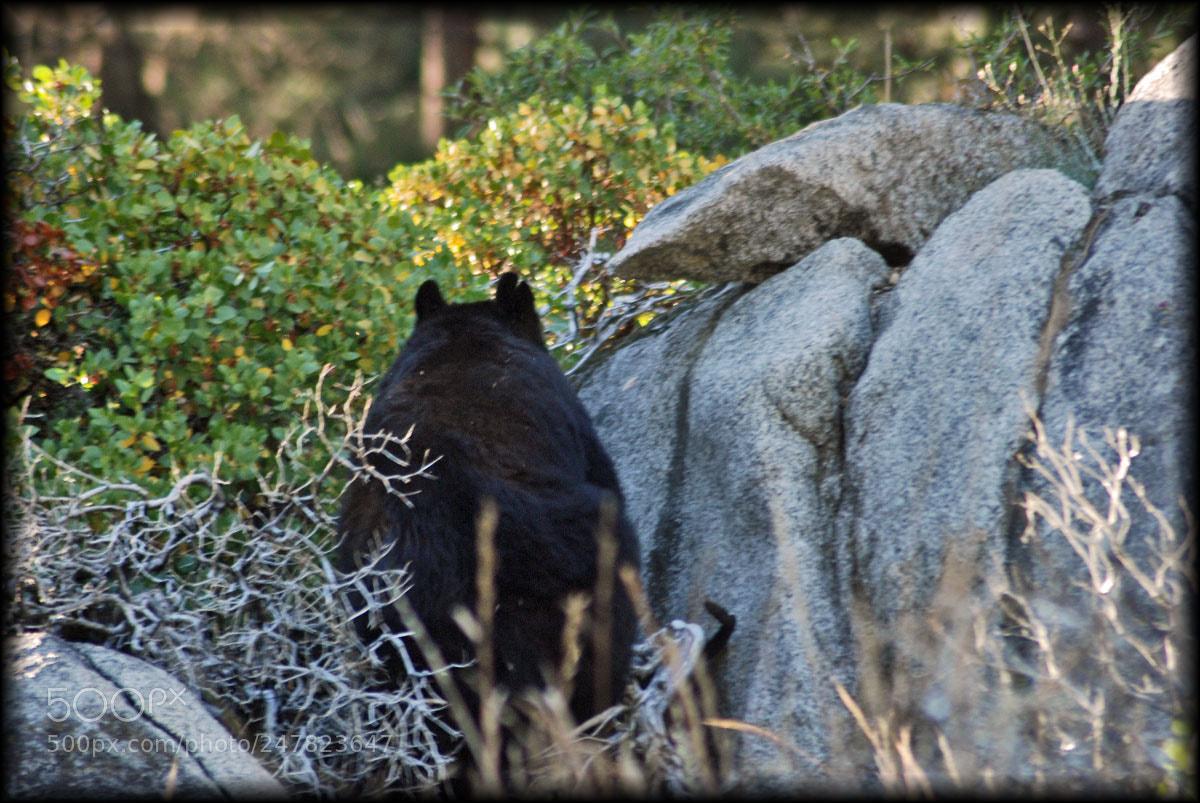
(835, 409, 1194, 796)
(7, 362, 1191, 796)
(4, 365, 730, 797)
(6, 367, 455, 794)
(955, 6, 1187, 185)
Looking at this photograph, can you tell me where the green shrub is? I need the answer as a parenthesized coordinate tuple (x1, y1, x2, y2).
(2, 43, 738, 501)
(4, 13, 939, 494)
(4, 58, 454, 499)
(446, 9, 929, 159)
(386, 92, 724, 364)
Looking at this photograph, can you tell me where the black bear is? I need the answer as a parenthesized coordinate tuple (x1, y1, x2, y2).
(337, 272, 640, 762)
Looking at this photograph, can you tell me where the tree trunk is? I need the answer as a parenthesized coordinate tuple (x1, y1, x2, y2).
(98, 10, 162, 136)
(420, 9, 478, 153)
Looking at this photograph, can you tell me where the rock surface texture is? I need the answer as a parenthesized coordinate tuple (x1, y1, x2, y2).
(836, 168, 1092, 632)
(1095, 33, 1195, 202)
(607, 103, 1069, 284)
(1006, 35, 1196, 781)
(586, 240, 889, 780)
(578, 36, 1194, 792)
(7, 632, 284, 800)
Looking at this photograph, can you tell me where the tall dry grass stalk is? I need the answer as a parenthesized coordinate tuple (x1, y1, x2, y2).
(836, 409, 1194, 795)
(5, 365, 736, 797)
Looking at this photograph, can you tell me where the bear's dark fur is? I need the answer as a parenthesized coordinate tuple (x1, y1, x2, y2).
(337, 272, 640, 733)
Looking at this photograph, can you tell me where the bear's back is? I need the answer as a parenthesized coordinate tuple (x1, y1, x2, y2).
(371, 300, 594, 490)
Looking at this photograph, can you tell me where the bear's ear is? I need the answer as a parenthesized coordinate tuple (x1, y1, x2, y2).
(512, 281, 543, 344)
(494, 272, 544, 345)
(494, 272, 519, 300)
(415, 280, 446, 322)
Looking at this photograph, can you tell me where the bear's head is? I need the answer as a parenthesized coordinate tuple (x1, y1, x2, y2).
(414, 272, 544, 348)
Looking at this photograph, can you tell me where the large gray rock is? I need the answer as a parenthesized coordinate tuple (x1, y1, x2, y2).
(577, 282, 748, 579)
(836, 169, 1092, 632)
(1096, 35, 1195, 202)
(6, 632, 285, 800)
(582, 239, 890, 788)
(1008, 48, 1196, 759)
(680, 239, 888, 784)
(997, 191, 1195, 784)
(581, 169, 1092, 788)
(1036, 195, 1193, 535)
(1077, 36, 1195, 486)
(609, 103, 1066, 284)
(1023, 33, 1195, 636)
(577, 42, 1192, 794)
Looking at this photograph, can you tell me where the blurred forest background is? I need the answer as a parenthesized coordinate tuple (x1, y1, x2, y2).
(6, 4, 1192, 184)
